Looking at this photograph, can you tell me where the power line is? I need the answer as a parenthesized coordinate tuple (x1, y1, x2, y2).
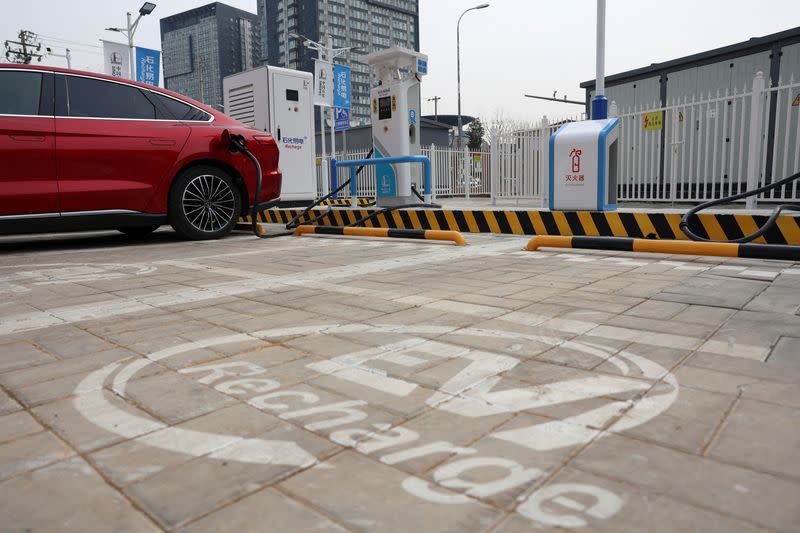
(4, 30, 44, 64)
(37, 34, 101, 49)
(40, 40, 102, 56)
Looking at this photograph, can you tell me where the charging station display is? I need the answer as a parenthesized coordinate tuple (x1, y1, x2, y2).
(378, 96, 392, 120)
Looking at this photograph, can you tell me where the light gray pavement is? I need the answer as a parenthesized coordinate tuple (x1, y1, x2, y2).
(0, 228, 798, 532)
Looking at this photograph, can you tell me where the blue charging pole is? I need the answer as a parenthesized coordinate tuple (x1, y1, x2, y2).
(591, 0, 608, 120)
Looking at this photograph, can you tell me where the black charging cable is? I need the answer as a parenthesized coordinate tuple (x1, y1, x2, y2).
(679, 170, 800, 243)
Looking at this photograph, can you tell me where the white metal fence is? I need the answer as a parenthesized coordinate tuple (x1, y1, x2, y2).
(612, 72, 800, 205)
(312, 72, 799, 207)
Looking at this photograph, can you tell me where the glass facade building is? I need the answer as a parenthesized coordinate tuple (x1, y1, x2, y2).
(160, 2, 260, 111)
(258, 0, 419, 125)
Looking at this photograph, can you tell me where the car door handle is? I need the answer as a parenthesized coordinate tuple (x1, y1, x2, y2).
(9, 135, 45, 142)
(149, 138, 176, 146)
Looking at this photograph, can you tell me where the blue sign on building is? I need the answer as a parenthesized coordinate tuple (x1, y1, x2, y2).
(333, 64, 351, 110)
(416, 58, 427, 75)
(334, 107, 350, 131)
(135, 47, 161, 87)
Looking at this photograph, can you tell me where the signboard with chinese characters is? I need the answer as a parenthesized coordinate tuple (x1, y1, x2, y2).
(135, 47, 160, 87)
(314, 60, 333, 107)
(334, 107, 350, 131)
(643, 111, 663, 131)
(102, 40, 130, 79)
(333, 64, 350, 110)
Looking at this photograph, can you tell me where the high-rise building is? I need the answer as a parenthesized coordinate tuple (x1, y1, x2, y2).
(257, 0, 420, 125)
(160, 2, 260, 111)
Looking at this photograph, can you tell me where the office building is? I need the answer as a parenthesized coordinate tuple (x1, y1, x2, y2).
(161, 2, 261, 110)
(258, 0, 420, 125)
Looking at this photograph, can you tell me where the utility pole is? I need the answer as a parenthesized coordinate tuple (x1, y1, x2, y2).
(292, 32, 357, 196)
(427, 96, 441, 121)
(4, 30, 44, 64)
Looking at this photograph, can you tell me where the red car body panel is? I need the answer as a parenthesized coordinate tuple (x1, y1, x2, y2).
(0, 63, 281, 223)
(55, 118, 192, 213)
(0, 115, 58, 215)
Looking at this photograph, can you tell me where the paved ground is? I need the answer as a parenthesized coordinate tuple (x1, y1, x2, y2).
(0, 228, 798, 532)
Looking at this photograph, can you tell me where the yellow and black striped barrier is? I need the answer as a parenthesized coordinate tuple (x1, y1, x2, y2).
(318, 198, 373, 206)
(293, 225, 467, 246)
(245, 208, 800, 246)
(526, 235, 800, 260)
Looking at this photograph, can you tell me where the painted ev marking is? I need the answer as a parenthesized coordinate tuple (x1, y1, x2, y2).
(518, 483, 625, 528)
(73, 323, 678, 528)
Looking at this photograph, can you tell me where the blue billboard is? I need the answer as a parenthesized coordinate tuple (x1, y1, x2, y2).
(135, 47, 161, 87)
(333, 64, 351, 110)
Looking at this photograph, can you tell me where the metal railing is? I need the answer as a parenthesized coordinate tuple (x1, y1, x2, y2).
(317, 146, 491, 199)
(330, 155, 433, 207)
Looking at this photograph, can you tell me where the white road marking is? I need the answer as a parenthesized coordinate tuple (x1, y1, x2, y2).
(0, 241, 520, 337)
(73, 338, 321, 467)
(739, 269, 779, 279)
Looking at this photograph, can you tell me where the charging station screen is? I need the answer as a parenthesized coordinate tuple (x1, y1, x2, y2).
(378, 96, 392, 120)
(286, 89, 299, 102)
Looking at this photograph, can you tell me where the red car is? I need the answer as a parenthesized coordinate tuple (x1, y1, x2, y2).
(0, 64, 281, 239)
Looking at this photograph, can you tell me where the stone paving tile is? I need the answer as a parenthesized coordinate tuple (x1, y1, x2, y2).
(0, 388, 21, 415)
(90, 403, 285, 487)
(603, 314, 718, 339)
(652, 276, 768, 309)
(125, 421, 339, 529)
(12, 361, 162, 408)
(572, 434, 800, 531)
(671, 304, 737, 327)
(0, 347, 136, 390)
(744, 286, 800, 314)
(0, 457, 159, 532)
(615, 386, 733, 454)
(0, 232, 798, 531)
(0, 341, 55, 372)
(24, 324, 121, 359)
(707, 398, 800, 480)
(176, 487, 348, 533)
(686, 350, 800, 385)
(0, 411, 42, 444)
(497, 466, 769, 533)
(32, 392, 162, 453)
(767, 336, 800, 368)
(281, 451, 501, 533)
(0, 430, 75, 482)
(124, 372, 237, 425)
(623, 299, 688, 320)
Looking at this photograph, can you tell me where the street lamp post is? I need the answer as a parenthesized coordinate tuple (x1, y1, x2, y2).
(106, 2, 156, 80)
(457, 3, 489, 200)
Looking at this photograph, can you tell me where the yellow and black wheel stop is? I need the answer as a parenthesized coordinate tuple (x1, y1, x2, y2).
(294, 225, 467, 246)
(526, 235, 800, 260)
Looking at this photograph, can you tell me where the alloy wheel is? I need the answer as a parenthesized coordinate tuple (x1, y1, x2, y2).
(181, 174, 236, 233)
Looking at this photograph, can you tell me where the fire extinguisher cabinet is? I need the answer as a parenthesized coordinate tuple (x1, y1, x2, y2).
(549, 118, 620, 211)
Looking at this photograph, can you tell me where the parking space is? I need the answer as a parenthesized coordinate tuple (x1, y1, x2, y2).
(0, 229, 798, 532)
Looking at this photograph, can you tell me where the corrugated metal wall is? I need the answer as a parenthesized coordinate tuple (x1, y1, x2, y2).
(587, 38, 799, 199)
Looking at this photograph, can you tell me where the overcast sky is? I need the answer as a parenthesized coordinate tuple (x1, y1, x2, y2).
(2, 0, 796, 124)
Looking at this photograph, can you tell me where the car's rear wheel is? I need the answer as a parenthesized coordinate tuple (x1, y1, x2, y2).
(118, 225, 160, 238)
(169, 166, 242, 240)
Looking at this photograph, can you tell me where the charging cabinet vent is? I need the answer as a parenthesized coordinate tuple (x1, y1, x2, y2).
(226, 84, 255, 127)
